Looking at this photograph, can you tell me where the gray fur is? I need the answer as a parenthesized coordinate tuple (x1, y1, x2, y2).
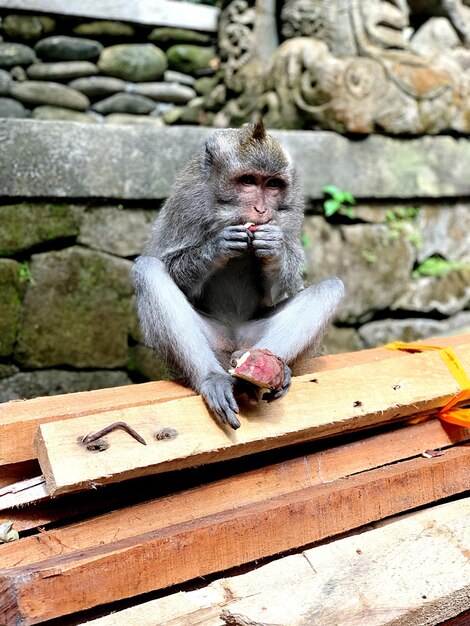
(133, 125, 344, 429)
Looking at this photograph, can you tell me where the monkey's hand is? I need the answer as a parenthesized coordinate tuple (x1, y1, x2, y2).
(211, 225, 250, 264)
(251, 224, 284, 263)
(200, 372, 241, 430)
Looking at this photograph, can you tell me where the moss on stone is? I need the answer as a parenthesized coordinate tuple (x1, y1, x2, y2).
(0, 203, 84, 255)
(14, 247, 134, 368)
(0, 259, 24, 357)
(166, 45, 217, 74)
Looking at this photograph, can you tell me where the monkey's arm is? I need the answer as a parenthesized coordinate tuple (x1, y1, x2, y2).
(252, 224, 305, 304)
(159, 225, 250, 299)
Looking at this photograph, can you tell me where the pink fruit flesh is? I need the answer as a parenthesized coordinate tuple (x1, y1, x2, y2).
(231, 349, 285, 392)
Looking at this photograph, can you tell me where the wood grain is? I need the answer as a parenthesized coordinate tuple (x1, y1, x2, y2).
(1, 446, 469, 624)
(35, 343, 470, 496)
(1, 334, 465, 469)
(84, 496, 470, 626)
(0, 420, 470, 532)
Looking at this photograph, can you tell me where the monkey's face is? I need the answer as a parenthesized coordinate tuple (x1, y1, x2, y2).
(202, 125, 295, 226)
(233, 172, 287, 225)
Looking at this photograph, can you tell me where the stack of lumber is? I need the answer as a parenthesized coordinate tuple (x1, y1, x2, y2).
(0, 334, 469, 625)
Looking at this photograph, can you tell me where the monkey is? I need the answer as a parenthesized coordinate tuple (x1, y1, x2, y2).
(133, 121, 345, 430)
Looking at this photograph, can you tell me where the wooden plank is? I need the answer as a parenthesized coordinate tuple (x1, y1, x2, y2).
(35, 344, 470, 496)
(1, 446, 469, 624)
(3, 417, 469, 534)
(0, 0, 219, 31)
(0, 476, 47, 510)
(3, 417, 469, 514)
(0, 420, 470, 532)
(0, 379, 193, 466)
(0, 345, 393, 468)
(0, 461, 39, 489)
(84, 496, 470, 626)
(0, 334, 467, 468)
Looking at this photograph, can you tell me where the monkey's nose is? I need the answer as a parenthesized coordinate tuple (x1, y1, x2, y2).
(253, 205, 266, 214)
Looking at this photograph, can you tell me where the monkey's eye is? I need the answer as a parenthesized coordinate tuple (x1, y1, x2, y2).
(266, 178, 285, 189)
(238, 174, 257, 186)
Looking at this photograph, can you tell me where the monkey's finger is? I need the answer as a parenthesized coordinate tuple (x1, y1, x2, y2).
(254, 224, 282, 235)
(253, 232, 283, 244)
(252, 241, 281, 251)
(255, 246, 281, 258)
(230, 349, 246, 367)
(216, 397, 240, 429)
(225, 241, 249, 250)
(265, 385, 289, 401)
(204, 384, 240, 429)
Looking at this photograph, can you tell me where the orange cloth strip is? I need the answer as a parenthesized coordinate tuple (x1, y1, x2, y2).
(385, 341, 470, 427)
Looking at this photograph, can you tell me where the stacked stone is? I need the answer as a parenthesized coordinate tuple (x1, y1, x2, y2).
(0, 13, 220, 125)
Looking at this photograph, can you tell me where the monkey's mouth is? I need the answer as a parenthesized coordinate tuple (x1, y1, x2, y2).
(242, 218, 272, 226)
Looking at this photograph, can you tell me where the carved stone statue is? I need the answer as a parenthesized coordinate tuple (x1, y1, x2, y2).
(215, 0, 470, 134)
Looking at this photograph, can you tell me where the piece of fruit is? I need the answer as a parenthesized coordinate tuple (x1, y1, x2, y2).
(229, 349, 285, 392)
(243, 222, 258, 232)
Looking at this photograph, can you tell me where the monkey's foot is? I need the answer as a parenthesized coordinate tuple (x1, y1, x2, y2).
(200, 373, 241, 430)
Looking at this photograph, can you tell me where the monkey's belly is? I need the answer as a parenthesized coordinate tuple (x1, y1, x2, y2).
(196, 257, 263, 322)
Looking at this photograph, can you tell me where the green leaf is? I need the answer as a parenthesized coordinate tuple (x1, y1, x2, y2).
(322, 184, 341, 197)
(412, 256, 468, 278)
(343, 206, 356, 219)
(341, 191, 356, 205)
(324, 198, 340, 216)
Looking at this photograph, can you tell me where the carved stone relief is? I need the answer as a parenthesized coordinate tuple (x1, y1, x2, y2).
(215, 0, 470, 133)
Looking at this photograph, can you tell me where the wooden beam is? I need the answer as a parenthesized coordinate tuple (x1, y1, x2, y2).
(0, 0, 219, 31)
(0, 379, 193, 466)
(84, 496, 470, 626)
(3, 417, 468, 534)
(1, 445, 469, 624)
(0, 461, 39, 489)
(0, 334, 467, 468)
(35, 343, 470, 496)
(0, 476, 47, 511)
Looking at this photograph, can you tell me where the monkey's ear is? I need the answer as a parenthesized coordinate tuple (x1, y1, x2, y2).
(251, 118, 266, 142)
(202, 141, 215, 173)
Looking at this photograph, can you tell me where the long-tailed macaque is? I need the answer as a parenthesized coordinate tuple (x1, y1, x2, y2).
(133, 121, 344, 429)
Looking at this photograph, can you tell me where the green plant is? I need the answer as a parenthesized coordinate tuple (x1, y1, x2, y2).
(17, 261, 35, 286)
(385, 206, 422, 248)
(361, 250, 377, 264)
(412, 256, 469, 278)
(322, 185, 356, 219)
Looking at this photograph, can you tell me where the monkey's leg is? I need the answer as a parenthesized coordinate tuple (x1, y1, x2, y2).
(236, 277, 345, 397)
(133, 256, 241, 429)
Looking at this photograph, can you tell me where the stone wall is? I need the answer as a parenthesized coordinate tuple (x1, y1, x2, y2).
(0, 1, 469, 403)
(0, 121, 469, 402)
(0, 1, 219, 125)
